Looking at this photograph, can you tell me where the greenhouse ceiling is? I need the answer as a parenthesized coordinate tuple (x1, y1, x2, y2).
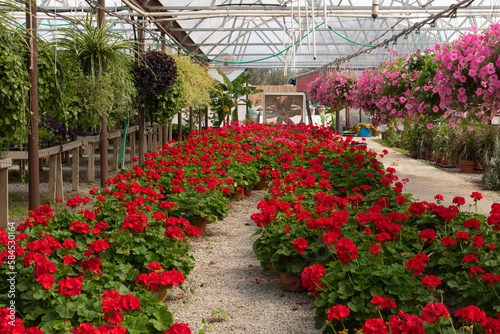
(7, 0, 500, 72)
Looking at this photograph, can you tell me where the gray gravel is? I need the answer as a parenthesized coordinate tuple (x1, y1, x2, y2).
(166, 190, 321, 334)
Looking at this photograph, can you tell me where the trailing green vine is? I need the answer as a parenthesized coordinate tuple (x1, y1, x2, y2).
(0, 27, 29, 149)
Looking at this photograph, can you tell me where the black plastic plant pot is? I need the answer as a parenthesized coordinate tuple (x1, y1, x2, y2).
(81, 57, 108, 76)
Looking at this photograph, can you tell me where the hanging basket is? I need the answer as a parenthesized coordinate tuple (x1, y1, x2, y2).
(81, 57, 108, 76)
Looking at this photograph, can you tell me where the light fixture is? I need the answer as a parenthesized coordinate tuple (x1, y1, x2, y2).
(372, 0, 379, 19)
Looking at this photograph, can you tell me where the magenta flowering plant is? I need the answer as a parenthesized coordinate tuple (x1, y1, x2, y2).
(353, 48, 440, 127)
(433, 24, 500, 128)
(351, 67, 382, 121)
(306, 69, 355, 110)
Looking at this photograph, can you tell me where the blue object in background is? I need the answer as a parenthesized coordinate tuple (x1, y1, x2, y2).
(359, 127, 372, 137)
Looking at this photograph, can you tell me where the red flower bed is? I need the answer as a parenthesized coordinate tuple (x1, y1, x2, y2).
(2, 122, 498, 333)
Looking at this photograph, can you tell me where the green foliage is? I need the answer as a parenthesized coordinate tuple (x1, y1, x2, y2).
(135, 51, 177, 99)
(144, 78, 184, 125)
(37, 41, 75, 122)
(449, 127, 480, 162)
(381, 125, 401, 147)
(0, 0, 25, 32)
(174, 55, 215, 108)
(431, 123, 457, 159)
(0, 27, 29, 148)
(212, 71, 263, 123)
(57, 15, 136, 78)
(482, 136, 500, 190)
(400, 122, 427, 153)
(209, 88, 234, 127)
(56, 15, 137, 130)
(66, 60, 136, 131)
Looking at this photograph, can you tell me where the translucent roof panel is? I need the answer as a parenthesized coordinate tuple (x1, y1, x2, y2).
(8, 0, 500, 70)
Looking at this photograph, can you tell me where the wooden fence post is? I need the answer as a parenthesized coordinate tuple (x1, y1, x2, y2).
(88, 143, 95, 183)
(72, 147, 79, 192)
(0, 159, 12, 229)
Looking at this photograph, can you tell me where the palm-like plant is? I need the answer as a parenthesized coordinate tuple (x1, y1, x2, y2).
(217, 70, 263, 123)
(57, 14, 136, 78)
(0, 0, 22, 31)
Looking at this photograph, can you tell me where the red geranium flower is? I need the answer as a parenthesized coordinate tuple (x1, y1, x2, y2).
(165, 323, 191, 334)
(409, 202, 426, 216)
(421, 275, 441, 288)
(419, 229, 436, 244)
(335, 238, 358, 264)
(82, 257, 102, 272)
(470, 192, 483, 200)
(463, 254, 478, 263)
(482, 273, 500, 283)
(68, 221, 91, 234)
(434, 194, 444, 202)
(405, 257, 426, 276)
(301, 264, 325, 295)
(292, 238, 309, 254)
(89, 239, 110, 253)
(371, 296, 396, 310)
(452, 196, 465, 206)
(454, 305, 487, 324)
(464, 218, 481, 230)
(26, 327, 44, 334)
(421, 302, 449, 324)
(456, 231, 471, 241)
(472, 236, 485, 248)
(63, 255, 77, 265)
(165, 227, 184, 241)
(389, 310, 426, 334)
(327, 304, 350, 321)
(441, 236, 455, 247)
(36, 274, 55, 290)
(58, 276, 84, 296)
(362, 318, 388, 334)
(369, 244, 381, 255)
(469, 266, 486, 276)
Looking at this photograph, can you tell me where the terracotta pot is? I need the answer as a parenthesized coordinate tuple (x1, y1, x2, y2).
(435, 159, 442, 165)
(254, 175, 269, 190)
(244, 187, 252, 197)
(460, 160, 476, 173)
(194, 216, 208, 236)
(411, 151, 418, 159)
(147, 286, 169, 302)
(424, 153, 431, 160)
(280, 272, 307, 292)
(233, 191, 244, 200)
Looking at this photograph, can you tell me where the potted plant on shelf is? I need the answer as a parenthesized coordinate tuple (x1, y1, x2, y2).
(474, 124, 499, 168)
(57, 15, 137, 138)
(431, 123, 457, 165)
(450, 128, 479, 173)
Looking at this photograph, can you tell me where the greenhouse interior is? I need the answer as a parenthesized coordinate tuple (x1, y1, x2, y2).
(2, 0, 500, 333)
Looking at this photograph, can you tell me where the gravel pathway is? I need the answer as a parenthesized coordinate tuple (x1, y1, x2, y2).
(166, 190, 320, 334)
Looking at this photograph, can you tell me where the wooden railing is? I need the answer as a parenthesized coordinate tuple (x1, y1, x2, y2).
(0, 123, 166, 228)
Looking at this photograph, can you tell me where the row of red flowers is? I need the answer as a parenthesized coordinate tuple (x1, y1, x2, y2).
(0, 122, 338, 333)
(250, 125, 499, 332)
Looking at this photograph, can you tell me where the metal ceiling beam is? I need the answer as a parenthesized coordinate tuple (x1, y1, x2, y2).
(165, 26, 476, 32)
(145, 5, 492, 12)
(134, 0, 206, 59)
